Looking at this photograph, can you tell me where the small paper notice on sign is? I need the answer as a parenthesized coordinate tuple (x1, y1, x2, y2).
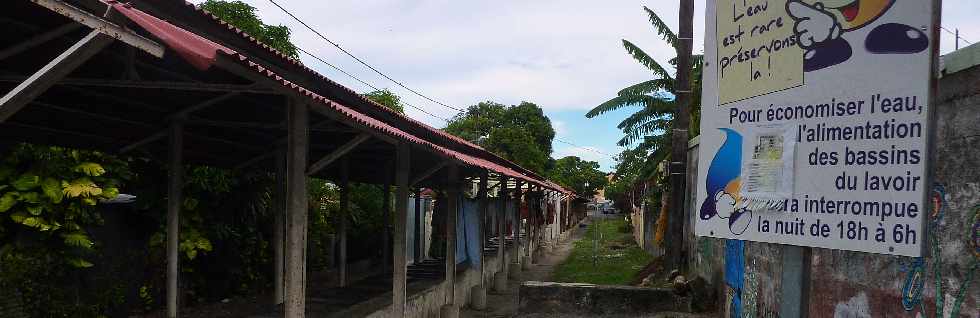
(741, 128, 795, 209)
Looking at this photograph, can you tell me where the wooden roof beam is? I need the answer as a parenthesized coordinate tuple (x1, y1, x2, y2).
(0, 30, 113, 122)
(306, 133, 371, 175)
(29, 0, 164, 58)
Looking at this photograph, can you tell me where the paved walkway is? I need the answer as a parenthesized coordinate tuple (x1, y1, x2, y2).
(461, 220, 589, 318)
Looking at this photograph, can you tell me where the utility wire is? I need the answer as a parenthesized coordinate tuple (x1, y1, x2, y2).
(297, 47, 450, 122)
(941, 26, 973, 45)
(302, 44, 614, 160)
(303, 43, 613, 161)
(269, 0, 611, 161)
(266, 0, 464, 113)
(555, 138, 616, 159)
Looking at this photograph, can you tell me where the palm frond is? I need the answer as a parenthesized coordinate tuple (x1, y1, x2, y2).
(644, 6, 678, 49)
(616, 99, 674, 131)
(618, 78, 675, 96)
(618, 118, 672, 147)
(623, 40, 673, 81)
(586, 94, 651, 118)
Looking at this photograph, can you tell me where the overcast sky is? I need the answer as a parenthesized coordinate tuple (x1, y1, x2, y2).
(211, 0, 979, 171)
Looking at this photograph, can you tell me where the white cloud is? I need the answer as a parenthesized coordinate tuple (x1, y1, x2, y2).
(230, 0, 698, 113)
(552, 120, 566, 135)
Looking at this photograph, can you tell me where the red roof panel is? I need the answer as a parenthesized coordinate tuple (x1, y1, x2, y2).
(107, 0, 570, 192)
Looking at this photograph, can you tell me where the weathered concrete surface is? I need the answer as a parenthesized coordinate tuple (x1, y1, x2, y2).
(518, 281, 691, 316)
(679, 61, 980, 317)
(461, 219, 584, 318)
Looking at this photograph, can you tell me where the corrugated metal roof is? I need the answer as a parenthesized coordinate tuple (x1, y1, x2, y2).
(107, 1, 569, 192)
(158, 0, 567, 192)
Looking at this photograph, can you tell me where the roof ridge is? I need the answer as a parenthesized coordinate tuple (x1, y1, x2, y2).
(176, 0, 567, 192)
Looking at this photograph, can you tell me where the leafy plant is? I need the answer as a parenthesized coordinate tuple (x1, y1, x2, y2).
(588, 7, 704, 203)
(0, 144, 130, 267)
(445, 101, 556, 174)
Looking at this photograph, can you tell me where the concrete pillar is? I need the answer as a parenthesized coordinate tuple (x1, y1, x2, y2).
(273, 149, 286, 305)
(382, 161, 392, 272)
(509, 180, 522, 279)
(338, 157, 349, 287)
(471, 174, 489, 310)
(284, 100, 309, 318)
(493, 176, 509, 293)
(393, 143, 410, 317)
(166, 120, 183, 318)
(414, 188, 422, 261)
(441, 164, 460, 317)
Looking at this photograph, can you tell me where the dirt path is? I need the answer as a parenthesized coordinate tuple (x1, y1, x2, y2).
(461, 220, 589, 318)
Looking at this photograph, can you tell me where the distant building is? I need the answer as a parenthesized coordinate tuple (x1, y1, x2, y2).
(589, 173, 617, 213)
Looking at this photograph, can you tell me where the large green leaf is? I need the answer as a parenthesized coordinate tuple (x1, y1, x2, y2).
(26, 205, 42, 216)
(19, 192, 40, 204)
(41, 178, 63, 203)
(11, 211, 44, 228)
(617, 78, 674, 96)
(74, 162, 106, 176)
(67, 257, 94, 268)
(12, 174, 39, 191)
(643, 6, 678, 49)
(0, 192, 17, 212)
(623, 40, 672, 81)
(101, 187, 119, 200)
(63, 178, 102, 198)
(64, 232, 94, 249)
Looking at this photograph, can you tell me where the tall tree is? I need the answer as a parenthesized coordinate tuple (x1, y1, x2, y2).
(586, 7, 703, 174)
(549, 156, 608, 197)
(362, 89, 405, 113)
(200, 0, 299, 58)
(444, 101, 555, 174)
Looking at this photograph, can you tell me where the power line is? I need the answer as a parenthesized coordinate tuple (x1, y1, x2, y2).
(302, 44, 611, 160)
(302, 44, 612, 159)
(555, 138, 616, 159)
(266, 0, 610, 161)
(296, 47, 450, 122)
(940, 26, 973, 47)
(266, 0, 464, 113)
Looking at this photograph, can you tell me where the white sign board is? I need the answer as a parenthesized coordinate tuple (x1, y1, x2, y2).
(696, 0, 936, 256)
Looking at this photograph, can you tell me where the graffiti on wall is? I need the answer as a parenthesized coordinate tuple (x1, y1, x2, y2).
(725, 239, 745, 318)
(898, 183, 979, 317)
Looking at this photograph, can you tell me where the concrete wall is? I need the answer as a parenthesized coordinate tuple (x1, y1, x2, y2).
(631, 201, 664, 256)
(363, 243, 516, 318)
(684, 64, 980, 317)
(518, 281, 690, 316)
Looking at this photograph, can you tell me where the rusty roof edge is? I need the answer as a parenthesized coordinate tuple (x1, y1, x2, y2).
(216, 52, 563, 191)
(161, 0, 559, 188)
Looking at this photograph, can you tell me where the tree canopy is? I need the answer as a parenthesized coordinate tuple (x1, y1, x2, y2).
(549, 156, 608, 197)
(587, 7, 704, 202)
(444, 101, 555, 174)
(362, 89, 405, 113)
(200, 0, 299, 58)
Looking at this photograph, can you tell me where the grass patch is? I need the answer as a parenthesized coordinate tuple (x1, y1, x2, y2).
(551, 217, 653, 285)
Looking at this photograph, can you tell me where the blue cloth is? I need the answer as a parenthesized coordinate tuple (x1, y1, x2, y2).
(463, 198, 482, 266)
(406, 198, 416, 264)
(456, 198, 467, 264)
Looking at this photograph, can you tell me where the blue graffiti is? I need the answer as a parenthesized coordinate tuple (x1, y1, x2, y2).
(725, 239, 745, 318)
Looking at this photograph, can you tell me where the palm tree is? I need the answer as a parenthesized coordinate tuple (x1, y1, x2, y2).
(587, 7, 703, 172)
